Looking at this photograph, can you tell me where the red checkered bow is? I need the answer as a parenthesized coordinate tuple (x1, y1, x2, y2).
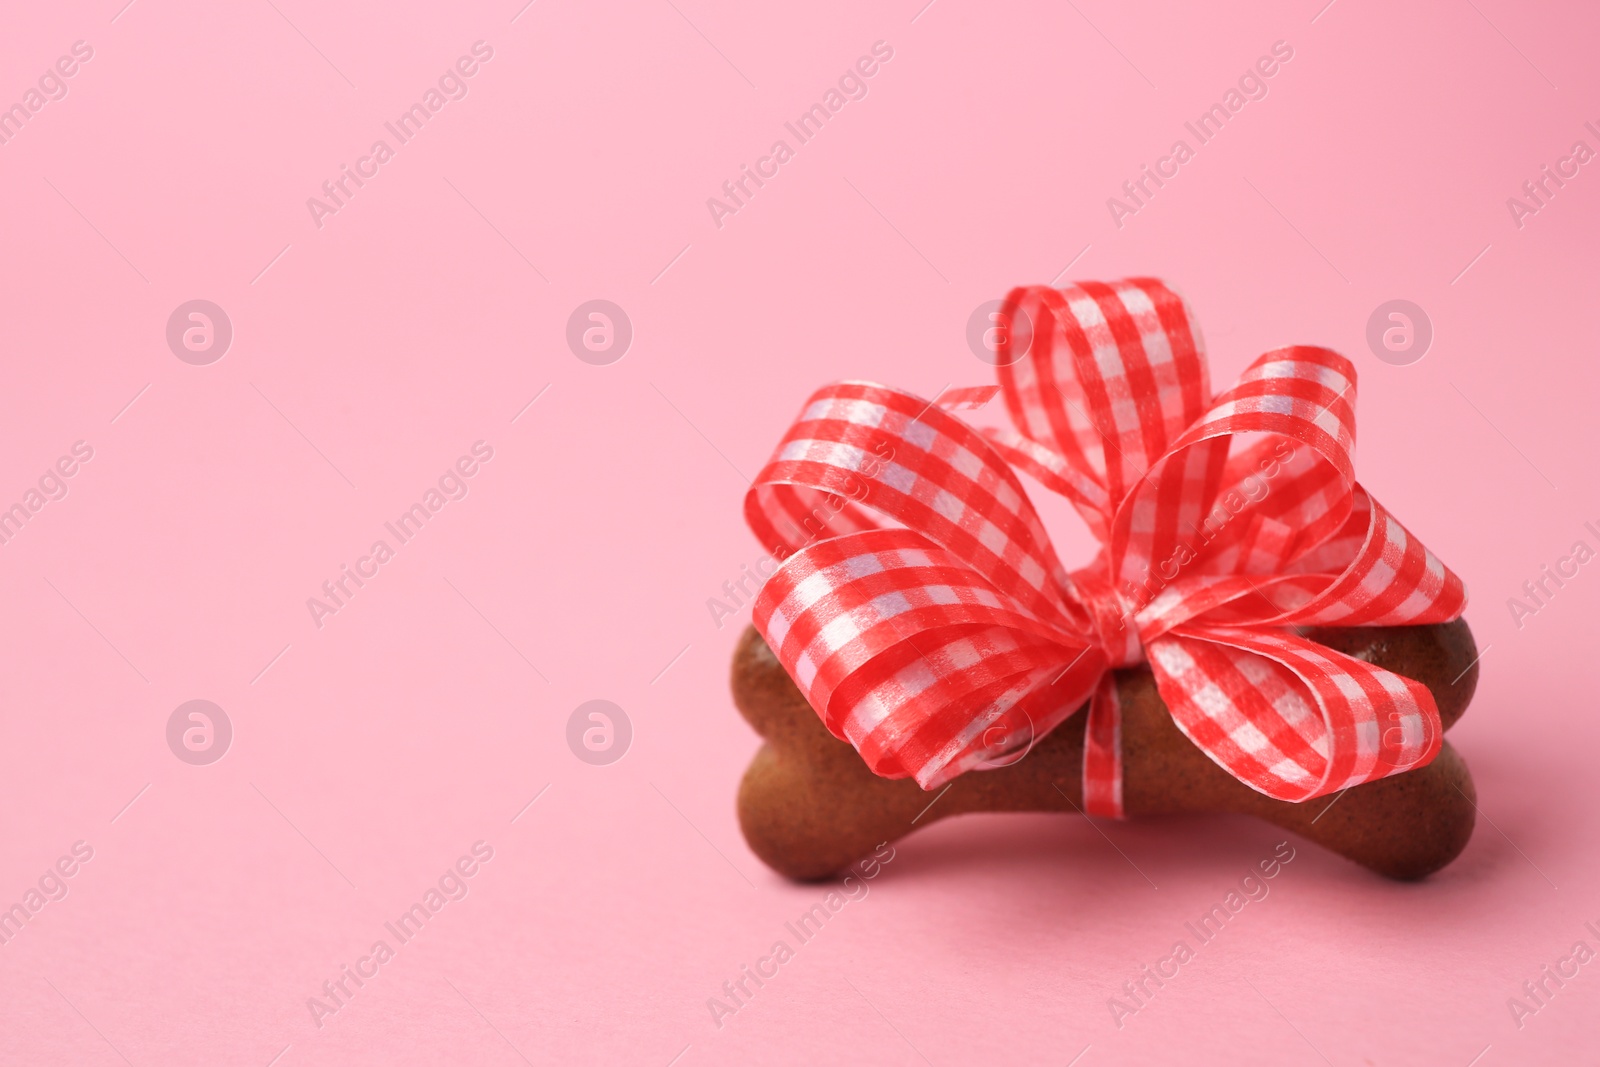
(744, 279, 1465, 817)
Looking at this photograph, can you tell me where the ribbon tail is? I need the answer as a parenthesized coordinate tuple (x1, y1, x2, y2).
(1081, 672, 1125, 818)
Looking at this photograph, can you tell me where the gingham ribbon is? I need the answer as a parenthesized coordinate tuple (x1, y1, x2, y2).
(745, 279, 1465, 817)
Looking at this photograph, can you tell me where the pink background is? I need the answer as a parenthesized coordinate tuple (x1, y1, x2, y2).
(1, 0, 1597, 1063)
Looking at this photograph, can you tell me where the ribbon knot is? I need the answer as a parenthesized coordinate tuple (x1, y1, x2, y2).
(1070, 564, 1145, 670)
(745, 279, 1465, 818)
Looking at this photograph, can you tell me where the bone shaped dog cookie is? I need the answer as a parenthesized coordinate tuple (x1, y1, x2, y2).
(732, 619, 1480, 882)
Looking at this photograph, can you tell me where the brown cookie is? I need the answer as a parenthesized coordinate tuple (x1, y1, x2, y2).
(732, 620, 1480, 881)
